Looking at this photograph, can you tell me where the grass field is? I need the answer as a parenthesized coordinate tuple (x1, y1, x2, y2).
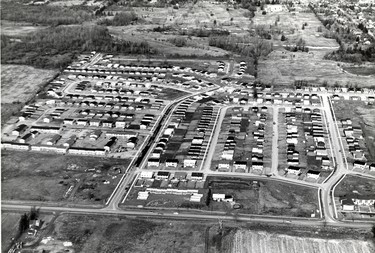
(1, 151, 130, 205)
(1, 64, 57, 125)
(50, 214, 210, 253)
(343, 66, 375, 76)
(0, 20, 47, 37)
(253, 9, 338, 48)
(1, 212, 20, 252)
(334, 175, 375, 198)
(258, 49, 375, 87)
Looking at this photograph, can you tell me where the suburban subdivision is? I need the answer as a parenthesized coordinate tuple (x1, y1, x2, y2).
(1, 0, 375, 252)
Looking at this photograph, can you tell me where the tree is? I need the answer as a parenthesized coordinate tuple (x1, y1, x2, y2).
(29, 206, 39, 220)
(19, 213, 29, 234)
(253, 86, 258, 99)
(281, 34, 286, 41)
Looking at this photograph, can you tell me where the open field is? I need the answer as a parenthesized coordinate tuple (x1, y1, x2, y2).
(334, 175, 375, 198)
(0, 20, 47, 37)
(108, 2, 251, 31)
(253, 8, 338, 48)
(258, 49, 375, 87)
(1, 151, 130, 204)
(49, 214, 209, 253)
(1, 65, 57, 104)
(343, 65, 375, 76)
(206, 176, 320, 218)
(1, 65, 57, 125)
(1, 212, 21, 252)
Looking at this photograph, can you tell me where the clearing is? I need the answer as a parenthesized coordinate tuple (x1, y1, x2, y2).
(1, 64, 57, 125)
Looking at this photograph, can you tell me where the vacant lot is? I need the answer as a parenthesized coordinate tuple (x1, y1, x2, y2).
(51, 214, 209, 253)
(334, 175, 375, 198)
(1, 65, 57, 125)
(207, 176, 320, 218)
(1, 151, 130, 205)
(1, 212, 21, 252)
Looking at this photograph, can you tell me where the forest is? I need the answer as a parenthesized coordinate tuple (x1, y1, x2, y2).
(1, 2, 94, 26)
(1, 26, 156, 69)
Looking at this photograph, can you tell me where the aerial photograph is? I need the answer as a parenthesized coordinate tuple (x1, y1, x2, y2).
(1, 0, 375, 252)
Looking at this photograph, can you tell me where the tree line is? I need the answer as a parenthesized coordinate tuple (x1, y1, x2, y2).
(98, 12, 139, 26)
(208, 35, 273, 58)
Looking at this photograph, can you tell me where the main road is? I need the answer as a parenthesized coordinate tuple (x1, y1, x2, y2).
(2, 203, 373, 229)
(319, 94, 350, 222)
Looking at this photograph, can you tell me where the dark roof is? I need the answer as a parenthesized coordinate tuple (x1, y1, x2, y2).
(191, 172, 203, 177)
(157, 171, 170, 176)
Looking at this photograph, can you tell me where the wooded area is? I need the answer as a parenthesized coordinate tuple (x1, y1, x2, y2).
(1, 26, 156, 69)
(1, 2, 94, 26)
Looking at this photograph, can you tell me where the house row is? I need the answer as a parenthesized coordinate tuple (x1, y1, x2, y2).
(286, 166, 321, 179)
(1, 142, 110, 156)
(340, 119, 366, 161)
(353, 161, 375, 172)
(341, 195, 375, 211)
(145, 188, 199, 195)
